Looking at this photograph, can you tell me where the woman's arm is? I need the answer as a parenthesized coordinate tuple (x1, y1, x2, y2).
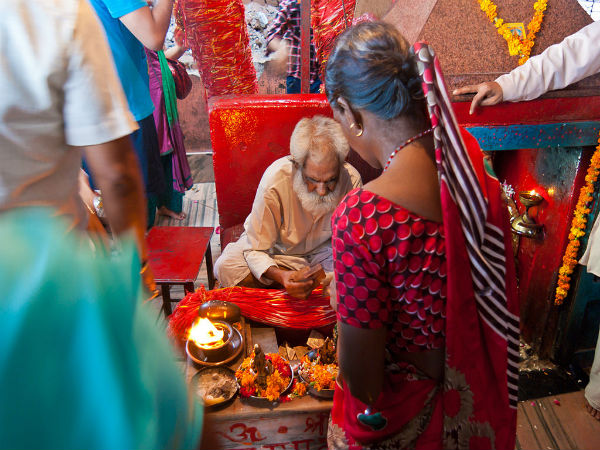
(338, 322, 387, 405)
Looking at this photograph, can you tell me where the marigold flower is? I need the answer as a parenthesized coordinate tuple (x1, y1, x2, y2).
(555, 138, 600, 305)
(479, 0, 547, 65)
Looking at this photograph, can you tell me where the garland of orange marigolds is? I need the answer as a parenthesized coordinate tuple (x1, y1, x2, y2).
(478, 0, 547, 65)
(555, 135, 600, 305)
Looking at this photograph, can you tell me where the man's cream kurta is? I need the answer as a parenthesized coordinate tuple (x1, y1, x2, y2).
(214, 156, 361, 286)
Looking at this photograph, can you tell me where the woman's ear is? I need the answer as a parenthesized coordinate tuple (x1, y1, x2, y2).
(336, 97, 362, 131)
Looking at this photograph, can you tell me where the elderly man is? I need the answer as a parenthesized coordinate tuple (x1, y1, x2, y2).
(214, 115, 361, 299)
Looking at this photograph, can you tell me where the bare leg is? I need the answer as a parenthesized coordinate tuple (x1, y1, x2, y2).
(158, 205, 186, 220)
(585, 400, 600, 420)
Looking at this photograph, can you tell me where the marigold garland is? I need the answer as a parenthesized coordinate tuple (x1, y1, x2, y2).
(478, 0, 547, 65)
(554, 135, 600, 305)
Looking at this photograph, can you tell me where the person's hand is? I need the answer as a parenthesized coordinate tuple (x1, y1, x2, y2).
(280, 269, 317, 299)
(453, 81, 504, 115)
(264, 38, 289, 78)
(322, 274, 337, 311)
(78, 169, 99, 214)
(173, 27, 188, 50)
(140, 261, 159, 300)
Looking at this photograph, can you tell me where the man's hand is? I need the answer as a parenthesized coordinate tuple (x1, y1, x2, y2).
(265, 266, 318, 299)
(453, 81, 504, 115)
(280, 269, 319, 299)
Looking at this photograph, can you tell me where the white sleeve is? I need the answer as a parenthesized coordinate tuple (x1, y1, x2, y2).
(243, 188, 282, 283)
(63, 0, 138, 147)
(495, 21, 600, 102)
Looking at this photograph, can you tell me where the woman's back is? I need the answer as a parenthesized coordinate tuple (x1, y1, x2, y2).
(332, 186, 446, 355)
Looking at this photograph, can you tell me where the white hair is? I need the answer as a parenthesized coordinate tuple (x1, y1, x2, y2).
(289, 115, 349, 166)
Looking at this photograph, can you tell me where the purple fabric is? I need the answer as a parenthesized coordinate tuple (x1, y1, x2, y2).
(146, 49, 193, 192)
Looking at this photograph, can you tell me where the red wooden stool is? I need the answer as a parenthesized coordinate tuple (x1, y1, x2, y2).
(147, 226, 215, 316)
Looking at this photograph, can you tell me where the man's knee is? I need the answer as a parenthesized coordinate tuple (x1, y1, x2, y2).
(213, 242, 249, 286)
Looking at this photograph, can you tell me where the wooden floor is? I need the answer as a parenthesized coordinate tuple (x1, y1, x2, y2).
(517, 390, 600, 450)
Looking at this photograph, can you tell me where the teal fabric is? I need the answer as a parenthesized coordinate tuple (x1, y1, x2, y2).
(0, 208, 202, 450)
(89, 0, 154, 121)
(158, 153, 184, 214)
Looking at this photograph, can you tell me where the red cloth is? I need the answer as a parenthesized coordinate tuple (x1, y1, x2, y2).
(417, 40, 519, 450)
(329, 366, 443, 449)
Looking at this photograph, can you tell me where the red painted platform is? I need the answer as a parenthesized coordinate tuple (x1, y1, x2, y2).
(147, 226, 215, 315)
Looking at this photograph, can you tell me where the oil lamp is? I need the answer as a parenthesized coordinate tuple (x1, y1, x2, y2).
(511, 190, 544, 238)
(186, 317, 233, 362)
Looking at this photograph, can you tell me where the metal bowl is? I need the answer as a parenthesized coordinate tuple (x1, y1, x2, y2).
(198, 300, 241, 324)
(297, 367, 334, 399)
(191, 366, 238, 408)
(186, 320, 233, 362)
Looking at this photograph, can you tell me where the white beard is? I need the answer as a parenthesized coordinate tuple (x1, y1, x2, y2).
(292, 169, 343, 217)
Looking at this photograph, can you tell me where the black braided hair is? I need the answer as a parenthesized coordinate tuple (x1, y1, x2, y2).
(325, 21, 425, 121)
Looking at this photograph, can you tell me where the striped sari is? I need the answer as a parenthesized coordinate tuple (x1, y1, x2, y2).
(328, 42, 519, 450)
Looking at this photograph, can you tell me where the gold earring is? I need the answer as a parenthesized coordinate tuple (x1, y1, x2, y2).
(349, 123, 363, 137)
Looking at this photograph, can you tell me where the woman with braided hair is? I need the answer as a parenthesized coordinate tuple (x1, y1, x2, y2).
(325, 21, 519, 449)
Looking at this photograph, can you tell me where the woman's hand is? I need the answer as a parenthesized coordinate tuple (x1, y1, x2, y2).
(453, 81, 504, 114)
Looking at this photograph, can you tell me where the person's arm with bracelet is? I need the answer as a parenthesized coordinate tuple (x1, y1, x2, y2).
(65, 1, 156, 293)
(82, 138, 156, 293)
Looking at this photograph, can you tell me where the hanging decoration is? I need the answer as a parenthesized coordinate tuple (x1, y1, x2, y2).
(174, 0, 258, 97)
(168, 285, 335, 343)
(555, 135, 600, 305)
(478, 0, 547, 65)
(311, 0, 356, 83)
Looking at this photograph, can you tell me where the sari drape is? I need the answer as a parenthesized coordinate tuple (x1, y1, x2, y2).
(328, 43, 519, 450)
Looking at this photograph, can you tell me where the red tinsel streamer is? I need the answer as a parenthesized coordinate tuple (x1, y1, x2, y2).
(174, 0, 258, 97)
(311, 0, 356, 83)
(168, 285, 335, 342)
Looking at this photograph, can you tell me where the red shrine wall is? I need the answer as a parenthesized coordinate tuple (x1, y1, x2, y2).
(178, 0, 286, 152)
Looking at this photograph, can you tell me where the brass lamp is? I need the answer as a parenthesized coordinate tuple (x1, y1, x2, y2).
(511, 190, 544, 238)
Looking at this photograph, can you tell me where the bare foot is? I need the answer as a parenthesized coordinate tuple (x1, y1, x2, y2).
(158, 206, 186, 220)
(585, 400, 600, 421)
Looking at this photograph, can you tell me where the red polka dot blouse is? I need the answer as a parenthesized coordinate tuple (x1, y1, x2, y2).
(332, 188, 447, 353)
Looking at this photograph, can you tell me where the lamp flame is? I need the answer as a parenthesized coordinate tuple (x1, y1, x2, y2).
(188, 318, 224, 348)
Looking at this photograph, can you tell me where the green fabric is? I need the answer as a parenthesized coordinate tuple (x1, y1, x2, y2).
(158, 50, 179, 126)
(0, 208, 202, 450)
(158, 153, 184, 213)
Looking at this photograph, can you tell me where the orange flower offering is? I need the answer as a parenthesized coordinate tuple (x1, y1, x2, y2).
(478, 0, 547, 65)
(299, 355, 338, 391)
(555, 135, 600, 305)
(235, 351, 293, 401)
